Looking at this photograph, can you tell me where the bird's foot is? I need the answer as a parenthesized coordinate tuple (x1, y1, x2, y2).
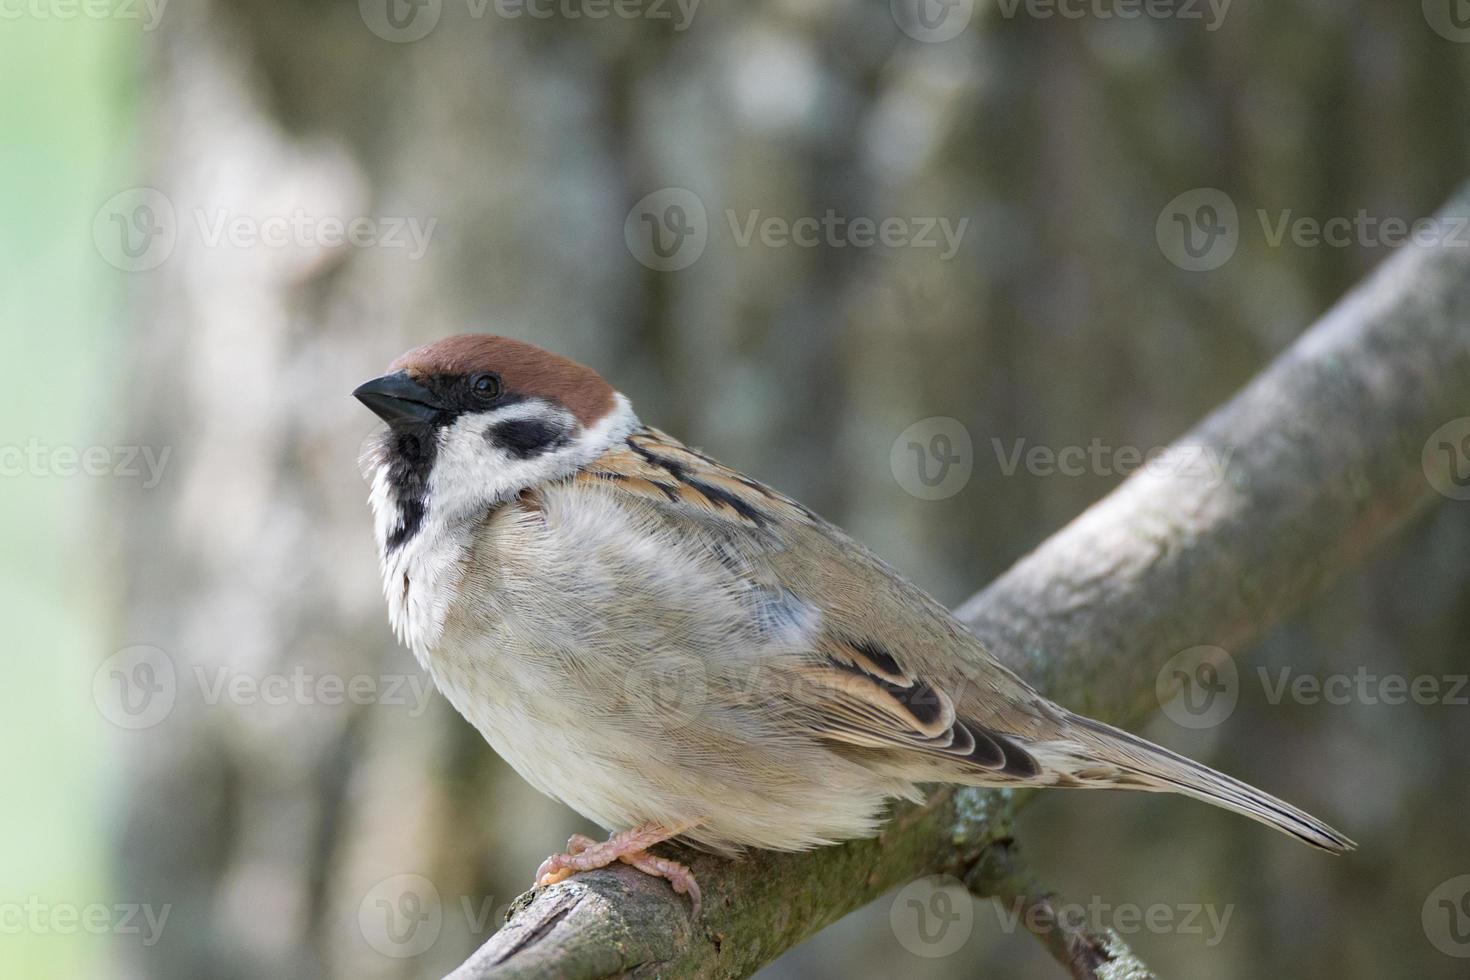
(534, 821, 701, 917)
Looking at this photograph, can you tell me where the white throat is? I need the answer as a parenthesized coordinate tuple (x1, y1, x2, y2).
(365, 392, 639, 661)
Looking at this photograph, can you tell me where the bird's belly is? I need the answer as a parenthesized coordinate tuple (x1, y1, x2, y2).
(424, 628, 914, 853)
(416, 491, 918, 851)
(422, 640, 638, 825)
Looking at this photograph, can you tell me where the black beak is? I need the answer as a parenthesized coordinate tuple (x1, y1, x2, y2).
(353, 371, 445, 425)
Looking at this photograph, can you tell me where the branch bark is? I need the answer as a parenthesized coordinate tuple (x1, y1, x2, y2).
(449, 184, 1470, 980)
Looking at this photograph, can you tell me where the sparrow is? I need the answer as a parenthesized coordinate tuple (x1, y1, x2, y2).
(354, 334, 1352, 917)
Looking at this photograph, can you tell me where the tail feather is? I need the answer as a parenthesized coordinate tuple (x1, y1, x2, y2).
(1039, 712, 1354, 854)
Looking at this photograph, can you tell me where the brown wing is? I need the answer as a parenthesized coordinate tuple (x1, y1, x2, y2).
(578, 428, 1060, 782)
(576, 427, 820, 530)
(793, 636, 1042, 778)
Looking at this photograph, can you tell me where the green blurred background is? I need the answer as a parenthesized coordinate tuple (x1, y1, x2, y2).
(2, 1, 1469, 977)
(0, 15, 131, 979)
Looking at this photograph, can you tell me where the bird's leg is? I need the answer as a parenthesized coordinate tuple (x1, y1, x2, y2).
(535, 821, 701, 916)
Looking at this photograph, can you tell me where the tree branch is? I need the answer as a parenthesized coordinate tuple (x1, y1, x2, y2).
(968, 840, 1157, 980)
(448, 183, 1470, 980)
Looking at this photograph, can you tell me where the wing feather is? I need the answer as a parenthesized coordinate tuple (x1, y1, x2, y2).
(577, 428, 1054, 781)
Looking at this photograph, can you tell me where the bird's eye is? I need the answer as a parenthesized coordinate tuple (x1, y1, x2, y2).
(470, 373, 502, 399)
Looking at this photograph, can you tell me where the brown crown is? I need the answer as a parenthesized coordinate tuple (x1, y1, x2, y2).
(390, 334, 616, 426)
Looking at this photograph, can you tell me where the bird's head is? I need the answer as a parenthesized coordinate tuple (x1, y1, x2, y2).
(355, 334, 637, 552)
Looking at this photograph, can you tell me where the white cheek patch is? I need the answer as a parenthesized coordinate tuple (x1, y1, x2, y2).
(429, 402, 579, 524)
(427, 393, 640, 527)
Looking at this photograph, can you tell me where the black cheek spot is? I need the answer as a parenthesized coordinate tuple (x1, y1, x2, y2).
(487, 418, 570, 459)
